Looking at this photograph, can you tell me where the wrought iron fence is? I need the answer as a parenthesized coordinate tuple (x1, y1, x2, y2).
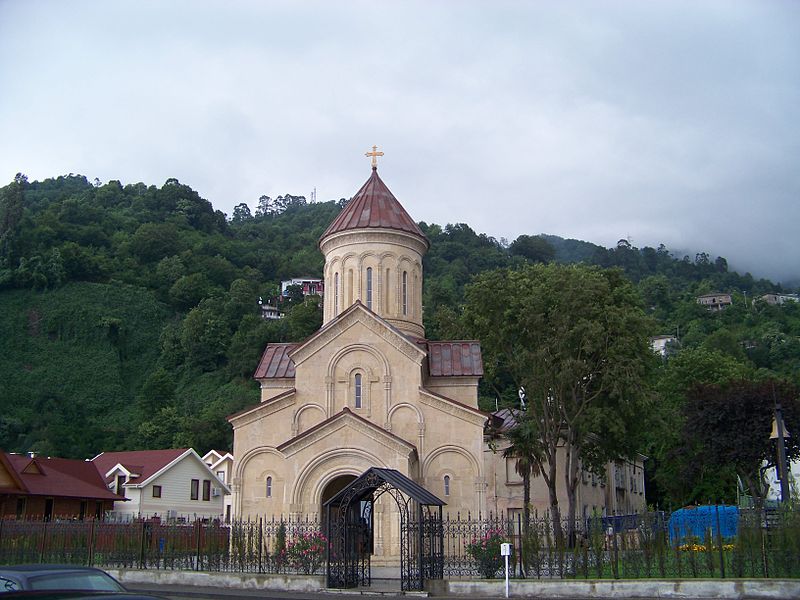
(441, 506, 800, 579)
(1, 507, 799, 579)
(0, 515, 325, 575)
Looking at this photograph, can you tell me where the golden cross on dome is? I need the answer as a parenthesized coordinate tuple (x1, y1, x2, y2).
(365, 145, 384, 169)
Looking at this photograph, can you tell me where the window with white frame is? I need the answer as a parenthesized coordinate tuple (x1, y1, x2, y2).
(266, 476, 272, 498)
(443, 475, 450, 497)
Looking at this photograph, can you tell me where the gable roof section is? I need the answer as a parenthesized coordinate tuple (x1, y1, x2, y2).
(427, 341, 483, 377)
(2, 453, 120, 500)
(91, 448, 231, 493)
(202, 449, 233, 466)
(320, 168, 428, 246)
(92, 448, 187, 485)
(418, 387, 491, 426)
(0, 453, 28, 493)
(227, 388, 296, 426)
(290, 301, 426, 367)
(277, 407, 417, 457)
(254, 343, 298, 379)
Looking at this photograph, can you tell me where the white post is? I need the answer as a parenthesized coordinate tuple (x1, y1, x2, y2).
(501, 542, 511, 598)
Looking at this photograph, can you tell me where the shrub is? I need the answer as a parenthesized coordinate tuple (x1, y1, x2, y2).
(286, 531, 328, 574)
(467, 528, 508, 578)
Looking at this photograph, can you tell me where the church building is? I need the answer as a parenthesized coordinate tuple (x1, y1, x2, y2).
(228, 155, 489, 561)
(228, 152, 646, 563)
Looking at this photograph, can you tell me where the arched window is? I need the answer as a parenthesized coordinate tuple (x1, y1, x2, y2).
(334, 272, 339, 315)
(347, 269, 353, 306)
(266, 476, 272, 498)
(366, 267, 373, 310)
(402, 271, 408, 315)
(385, 268, 390, 311)
(443, 475, 450, 497)
(354, 373, 362, 409)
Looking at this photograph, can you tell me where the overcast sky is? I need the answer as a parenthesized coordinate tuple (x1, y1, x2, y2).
(1, 1, 798, 284)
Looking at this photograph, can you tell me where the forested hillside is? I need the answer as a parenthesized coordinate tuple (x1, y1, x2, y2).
(1, 173, 798, 508)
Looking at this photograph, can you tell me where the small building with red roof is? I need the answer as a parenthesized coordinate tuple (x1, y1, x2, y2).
(91, 448, 230, 522)
(0, 451, 121, 520)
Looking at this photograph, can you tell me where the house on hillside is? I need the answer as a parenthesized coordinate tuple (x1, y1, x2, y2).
(0, 452, 121, 520)
(259, 301, 283, 320)
(281, 277, 324, 298)
(91, 448, 230, 522)
(650, 335, 678, 357)
(203, 450, 234, 522)
(761, 293, 799, 306)
(697, 293, 732, 311)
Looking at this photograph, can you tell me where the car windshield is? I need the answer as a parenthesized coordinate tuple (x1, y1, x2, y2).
(28, 572, 126, 591)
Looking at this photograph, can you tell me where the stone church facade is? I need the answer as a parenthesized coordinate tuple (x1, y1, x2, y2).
(228, 161, 646, 561)
(228, 164, 489, 560)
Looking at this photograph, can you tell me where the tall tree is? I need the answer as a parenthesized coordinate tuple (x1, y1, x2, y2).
(462, 264, 654, 543)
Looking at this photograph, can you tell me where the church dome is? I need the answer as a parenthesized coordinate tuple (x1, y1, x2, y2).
(320, 167, 429, 248)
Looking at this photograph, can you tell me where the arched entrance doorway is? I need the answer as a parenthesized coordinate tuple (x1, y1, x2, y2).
(321, 475, 357, 506)
(324, 468, 444, 591)
(320, 475, 360, 536)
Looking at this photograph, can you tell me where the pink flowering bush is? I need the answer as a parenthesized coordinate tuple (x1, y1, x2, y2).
(286, 531, 328, 574)
(466, 528, 508, 578)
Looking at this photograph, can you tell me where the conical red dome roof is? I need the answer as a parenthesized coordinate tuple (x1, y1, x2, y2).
(321, 168, 428, 246)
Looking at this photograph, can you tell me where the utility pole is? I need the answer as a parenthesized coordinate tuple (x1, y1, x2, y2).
(771, 385, 791, 503)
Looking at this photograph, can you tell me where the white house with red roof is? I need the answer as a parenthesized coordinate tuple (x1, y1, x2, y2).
(91, 448, 230, 522)
(202, 450, 234, 522)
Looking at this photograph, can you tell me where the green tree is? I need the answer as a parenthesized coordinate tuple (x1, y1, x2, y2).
(649, 347, 752, 507)
(0, 173, 26, 266)
(231, 202, 253, 223)
(508, 234, 555, 263)
(462, 264, 654, 543)
(681, 379, 800, 505)
(135, 367, 176, 418)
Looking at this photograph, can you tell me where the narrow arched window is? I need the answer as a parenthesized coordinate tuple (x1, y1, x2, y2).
(444, 475, 450, 497)
(385, 268, 390, 311)
(334, 272, 339, 315)
(266, 476, 272, 498)
(402, 271, 408, 315)
(366, 267, 373, 310)
(354, 373, 362, 409)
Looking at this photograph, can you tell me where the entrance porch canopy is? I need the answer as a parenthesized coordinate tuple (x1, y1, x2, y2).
(323, 467, 446, 591)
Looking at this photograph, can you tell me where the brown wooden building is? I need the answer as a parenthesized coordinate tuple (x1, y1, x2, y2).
(0, 452, 122, 520)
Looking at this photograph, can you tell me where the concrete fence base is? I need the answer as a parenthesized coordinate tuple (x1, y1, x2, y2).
(110, 569, 800, 598)
(440, 578, 800, 598)
(109, 569, 326, 593)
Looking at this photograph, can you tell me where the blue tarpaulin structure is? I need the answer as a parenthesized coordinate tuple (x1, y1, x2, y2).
(668, 505, 738, 544)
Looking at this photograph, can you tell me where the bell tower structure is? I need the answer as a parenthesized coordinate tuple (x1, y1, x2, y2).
(319, 148, 429, 338)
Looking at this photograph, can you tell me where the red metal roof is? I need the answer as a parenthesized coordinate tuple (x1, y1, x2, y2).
(427, 341, 483, 377)
(3, 453, 121, 500)
(321, 168, 428, 245)
(254, 343, 298, 379)
(91, 448, 188, 485)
